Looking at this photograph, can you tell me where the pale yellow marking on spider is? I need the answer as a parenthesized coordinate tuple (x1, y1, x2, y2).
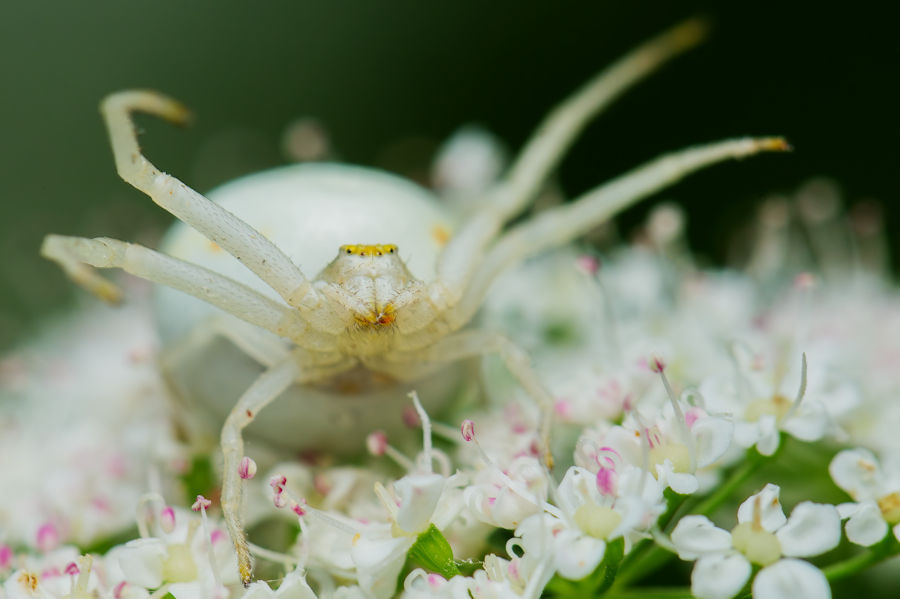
(41, 18, 789, 585)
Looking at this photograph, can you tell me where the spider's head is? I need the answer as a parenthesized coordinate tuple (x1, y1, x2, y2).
(322, 244, 417, 328)
(333, 244, 407, 277)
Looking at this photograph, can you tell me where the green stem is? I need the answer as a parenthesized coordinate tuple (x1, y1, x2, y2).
(604, 586, 695, 598)
(611, 448, 766, 590)
(823, 535, 900, 582)
(616, 492, 686, 575)
(689, 448, 765, 516)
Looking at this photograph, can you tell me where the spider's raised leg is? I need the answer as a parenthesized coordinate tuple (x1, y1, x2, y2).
(437, 17, 709, 299)
(220, 350, 356, 586)
(40, 235, 328, 347)
(100, 91, 311, 307)
(449, 136, 791, 326)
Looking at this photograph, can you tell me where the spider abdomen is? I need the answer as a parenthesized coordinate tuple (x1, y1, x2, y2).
(156, 163, 462, 453)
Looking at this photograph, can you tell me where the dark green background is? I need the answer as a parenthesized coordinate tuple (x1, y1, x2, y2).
(1, 1, 897, 348)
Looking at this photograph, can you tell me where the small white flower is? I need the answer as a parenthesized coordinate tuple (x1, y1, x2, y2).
(829, 447, 900, 545)
(671, 484, 839, 599)
(110, 507, 237, 598)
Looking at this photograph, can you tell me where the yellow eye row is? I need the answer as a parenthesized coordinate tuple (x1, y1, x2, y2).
(339, 244, 398, 257)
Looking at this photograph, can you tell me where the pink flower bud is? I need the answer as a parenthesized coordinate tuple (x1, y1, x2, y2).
(366, 431, 388, 456)
(648, 355, 666, 373)
(36, 523, 60, 552)
(160, 506, 176, 533)
(238, 456, 257, 480)
(461, 419, 475, 442)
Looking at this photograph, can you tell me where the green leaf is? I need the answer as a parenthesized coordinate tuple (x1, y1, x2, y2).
(407, 524, 461, 579)
(593, 537, 625, 593)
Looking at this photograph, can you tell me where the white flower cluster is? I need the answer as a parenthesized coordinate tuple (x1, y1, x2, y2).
(3, 155, 900, 599)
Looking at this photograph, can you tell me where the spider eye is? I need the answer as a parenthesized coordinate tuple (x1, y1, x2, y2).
(345, 248, 352, 254)
(388, 247, 395, 254)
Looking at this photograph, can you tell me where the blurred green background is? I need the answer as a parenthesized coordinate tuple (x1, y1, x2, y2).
(1, 1, 897, 349)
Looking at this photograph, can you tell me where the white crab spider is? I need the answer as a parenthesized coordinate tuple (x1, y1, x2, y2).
(41, 19, 788, 585)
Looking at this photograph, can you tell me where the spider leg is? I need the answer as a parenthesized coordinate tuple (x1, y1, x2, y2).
(449, 136, 791, 327)
(437, 18, 709, 300)
(220, 350, 356, 586)
(100, 90, 312, 307)
(40, 235, 331, 348)
(381, 329, 555, 467)
(162, 313, 293, 372)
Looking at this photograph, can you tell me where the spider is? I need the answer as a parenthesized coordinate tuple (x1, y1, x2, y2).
(41, 18, 787, 585)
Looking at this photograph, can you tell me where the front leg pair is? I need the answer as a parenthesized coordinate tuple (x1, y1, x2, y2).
(218, 350, 356, 586)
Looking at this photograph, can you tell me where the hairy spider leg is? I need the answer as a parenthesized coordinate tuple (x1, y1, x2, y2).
(104, 91, 313, 308)
(437, 17, 709, 301)
(219, 351, 357, 586)
(40, 236, 335, 351)
(450, 136, 791, 326)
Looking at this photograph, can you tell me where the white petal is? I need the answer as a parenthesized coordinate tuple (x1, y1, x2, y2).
(734, 421, 761, 449)
(691, 553, 751, 599)
(835, 502, 860, 519)
(776, 502, 840, 557)
(4, 570, 55, 599)
(782, 402, 828, 442)
(828, 448, 882, 501)
(241, 582, 276, 599)
(667, 470, 700, 495)
(351, 534, 413, 599)
(755, 416, 780, 456)
(692, 415, 734, 468)
(556, 467, 594, 517)
(753, 559, 831, 599)
(115, 538, 167, 589)
(554, 530, 606, 580)
(843, 501, 888, 546)
(671, 515, 733, 560)
(394, 473, 445, 534)
(738, 484, 786, 531)
(167, 582, 207, 599)
(272, 567, 318, 599)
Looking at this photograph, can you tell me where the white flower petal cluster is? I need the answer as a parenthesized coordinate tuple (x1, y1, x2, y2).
(0, 292, 180, 551)
(671, 484, 840, 599)
(829, 448, 900, 545)
(9, 176, 900, 598)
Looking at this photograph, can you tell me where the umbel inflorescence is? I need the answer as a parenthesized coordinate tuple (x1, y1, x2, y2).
(3, 18, 899, 599)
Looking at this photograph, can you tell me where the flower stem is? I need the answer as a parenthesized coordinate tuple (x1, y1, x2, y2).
(823, 534, 900, 582)
(689, 447, 766, 516)
(611, 447, 767, 589)
(604, 587, 695, 598)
